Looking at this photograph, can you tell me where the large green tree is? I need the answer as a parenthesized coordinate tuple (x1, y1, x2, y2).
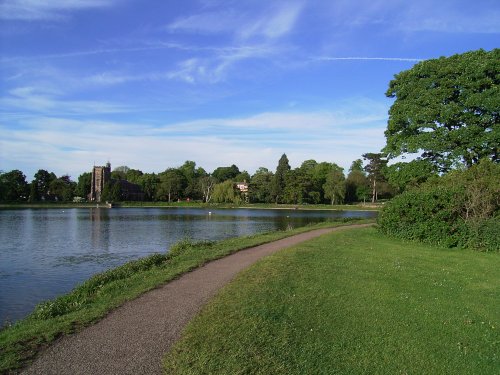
(384, 48, 499, 171)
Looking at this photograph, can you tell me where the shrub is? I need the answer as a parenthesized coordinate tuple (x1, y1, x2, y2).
(378, 160, 499, 251)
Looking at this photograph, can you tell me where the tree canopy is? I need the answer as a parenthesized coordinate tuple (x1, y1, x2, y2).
(384, 48, 499, 171)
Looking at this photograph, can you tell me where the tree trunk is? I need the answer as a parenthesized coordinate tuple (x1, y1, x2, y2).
(372, 179, 376, 203)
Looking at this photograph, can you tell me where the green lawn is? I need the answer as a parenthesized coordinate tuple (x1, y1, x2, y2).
(164, 227, 499, 374)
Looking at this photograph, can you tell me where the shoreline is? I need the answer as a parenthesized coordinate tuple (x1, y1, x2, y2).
(0, 202, 381, 211)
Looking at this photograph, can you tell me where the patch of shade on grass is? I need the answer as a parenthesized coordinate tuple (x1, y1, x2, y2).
(164, 227, 499, 374)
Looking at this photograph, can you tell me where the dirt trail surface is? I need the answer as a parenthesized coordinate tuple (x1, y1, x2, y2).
(23, 224, 373, 375)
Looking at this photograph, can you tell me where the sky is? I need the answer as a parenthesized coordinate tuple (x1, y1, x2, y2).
(1, 0, 499, 180)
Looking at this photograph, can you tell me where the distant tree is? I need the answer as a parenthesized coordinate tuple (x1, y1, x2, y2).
(384, 48, 500, 171)
(323, 167, 346, 205)
(76, 172, 92, 199)
(212, 180, 240, 204)
(271, 154, 291, 204)
(32, 169, 57, 201)
(345, 159, 369, 203)
(297, 160, 318, 203)
(112, 166, 130, 180)
(349, 159, 364, 173)
(283, 168, 307, 204)
(0, 170, 29, 202)
(235, 171, 251, 183)
(178, 161, 206, 199)
(249, 168, 273, 203)
(49, 175, 76, 201)
(125, 169, 143, 184)
(156, 169, 185, 202)
(212, 165, 240, 182)
(199, 175, 216, 203)
(139, 173, 158, 201)
(100, 182, 112, 202)
(363, 153, 388, 203)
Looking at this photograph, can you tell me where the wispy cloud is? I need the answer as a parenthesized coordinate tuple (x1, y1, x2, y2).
(0, 0, 118, 21)
(166, 44, 281, 84)
(314, 56, 423, 62)
(168, 2, 304, 41)
(1, 86, 125, 114)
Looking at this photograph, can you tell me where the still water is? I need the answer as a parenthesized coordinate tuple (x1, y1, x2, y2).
(0, 207, 377, 324)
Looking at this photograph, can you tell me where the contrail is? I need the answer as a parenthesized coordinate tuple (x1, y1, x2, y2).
(315, 56, 423, 62)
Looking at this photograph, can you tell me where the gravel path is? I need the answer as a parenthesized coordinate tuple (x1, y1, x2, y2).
(23, 224, 373, 375)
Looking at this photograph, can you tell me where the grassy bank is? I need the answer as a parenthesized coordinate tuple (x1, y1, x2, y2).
(0, 219, 371, 373)
(164, 227, 499, 374)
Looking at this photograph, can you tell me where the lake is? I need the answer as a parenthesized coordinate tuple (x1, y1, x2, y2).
(0, 207, 377, 324)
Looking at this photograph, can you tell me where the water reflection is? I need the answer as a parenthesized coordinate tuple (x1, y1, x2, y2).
(0, 207, 376, 324)
(89, 208, 110, 252)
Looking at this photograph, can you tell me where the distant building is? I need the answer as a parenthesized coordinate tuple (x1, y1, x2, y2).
(236, 181, 249, 203)
(89, 162, 144, 202)
(89, 163, 111, 202)
(236, 181, 248, 193)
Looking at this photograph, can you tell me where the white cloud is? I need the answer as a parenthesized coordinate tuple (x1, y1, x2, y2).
(314, 57, 423, 63)
(0, 103, 388, 179)
(168, 2, 304, 41)
(239, 2, 304, 40)
(1, 86, 125, 114)
(0, 0, 117, 21)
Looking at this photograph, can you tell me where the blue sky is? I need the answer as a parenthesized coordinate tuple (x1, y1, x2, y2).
(1, 0, 499, 180)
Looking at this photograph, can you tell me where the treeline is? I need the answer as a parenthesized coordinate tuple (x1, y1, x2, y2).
(0, 153, 418, 205)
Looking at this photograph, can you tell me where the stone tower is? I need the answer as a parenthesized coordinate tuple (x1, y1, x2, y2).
(89, 162, 111, 202)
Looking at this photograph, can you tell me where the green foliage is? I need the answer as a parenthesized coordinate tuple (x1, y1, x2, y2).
(0, 170, 29, 202)
(378, 184, 466, 247)
(345, 169, 369, 203)
(32, 169, 57, 201)
(212, 180, 241, 204)
(249, 167, 273, 203)
(384, 48, 500, 171)
(323, 167, 346, 204)
(362, 153, 390, 202)
(379, 159, 500, 251)
(271, 154, 291, 203)
(76, 172, 92, 198)
(49, 175, 76, 202)
(385, 159, 438, 193)
(156, 168, 185, 202)
(212, 164, 240, 182)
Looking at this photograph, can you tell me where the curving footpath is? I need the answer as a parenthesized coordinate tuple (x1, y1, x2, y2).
(23, 224, 373, 375)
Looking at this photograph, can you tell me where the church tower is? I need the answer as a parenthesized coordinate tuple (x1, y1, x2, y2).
(89, 162, 111, 202)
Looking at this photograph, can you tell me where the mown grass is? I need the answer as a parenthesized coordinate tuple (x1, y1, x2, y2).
(0, 219, 370, 373)
(164, 227, 499, 375)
